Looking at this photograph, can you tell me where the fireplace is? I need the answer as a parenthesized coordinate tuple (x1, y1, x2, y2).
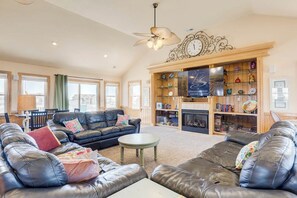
(182, 109, 209, 134)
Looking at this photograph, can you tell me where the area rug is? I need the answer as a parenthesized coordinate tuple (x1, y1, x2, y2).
(99, 126, 224, 176)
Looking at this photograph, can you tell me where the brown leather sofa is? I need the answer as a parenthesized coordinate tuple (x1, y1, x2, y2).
(0, 123, 147, 198)
(151, 121, 297, 198)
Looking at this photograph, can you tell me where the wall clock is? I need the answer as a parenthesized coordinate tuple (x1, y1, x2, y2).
(187, 39, 203, 57)
(166, 31, 234, 62)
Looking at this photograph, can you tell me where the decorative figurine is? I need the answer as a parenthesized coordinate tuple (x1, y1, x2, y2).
(238, 90, 244, 95)
(226, 88, 232, 95)
(235, 77, 241, 83)
(250, 61, 256, 70)
(248, 72, 256, 83)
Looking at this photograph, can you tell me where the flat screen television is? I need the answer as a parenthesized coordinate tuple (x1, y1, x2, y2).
(187, 68, 210, 97)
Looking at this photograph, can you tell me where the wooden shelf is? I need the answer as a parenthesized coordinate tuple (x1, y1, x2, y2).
(156, 124, 178, 128)
(156, 109, 178, 112)
(225, 69, 256, 74)
(157, 86, 178, 89)
(213, 131, 227, 136)
(214, 111, 258, 116)
(225, 81, 257, 85)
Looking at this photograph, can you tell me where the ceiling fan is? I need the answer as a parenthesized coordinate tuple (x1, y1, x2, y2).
(134, 3, 181, 50)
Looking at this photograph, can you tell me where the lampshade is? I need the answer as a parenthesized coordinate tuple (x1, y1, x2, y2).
(18, 95, 36, 113)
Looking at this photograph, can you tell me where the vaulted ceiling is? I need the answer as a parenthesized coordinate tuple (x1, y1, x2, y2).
(0, 0, 296, 77)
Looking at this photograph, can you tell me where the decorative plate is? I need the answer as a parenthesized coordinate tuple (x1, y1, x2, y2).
(248, 88, 257, 95)
(242, 100, 257, 113)
(168, 91, 173, 96)
(161, 74, 166, 80)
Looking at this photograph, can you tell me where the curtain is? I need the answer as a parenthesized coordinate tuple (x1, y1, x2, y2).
(54, 74, 69, 110)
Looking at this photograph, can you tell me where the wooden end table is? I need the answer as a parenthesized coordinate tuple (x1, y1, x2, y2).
(118, 134, 160, 167)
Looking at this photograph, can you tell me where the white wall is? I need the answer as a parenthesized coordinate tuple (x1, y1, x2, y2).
(121, 14, 297, 113)
(0, 60, 120, 112)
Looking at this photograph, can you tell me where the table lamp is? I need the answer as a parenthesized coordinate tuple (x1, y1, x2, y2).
(18, 95, 36, 132)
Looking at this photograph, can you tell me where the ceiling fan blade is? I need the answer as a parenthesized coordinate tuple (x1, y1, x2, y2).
(162, 33, 181, 46)
(134, 39, 148, 46)
(151, 27, 172, 38)
(133, 32, 153, 37)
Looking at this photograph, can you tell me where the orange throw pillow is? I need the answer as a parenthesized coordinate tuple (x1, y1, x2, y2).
(58, 148, 100, 183)
(28, 126, 61, 151)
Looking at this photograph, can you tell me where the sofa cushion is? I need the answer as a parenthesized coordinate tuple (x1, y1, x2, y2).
(86, 111, 107, 130)
(53, 112, 88, 130)
(49, 142, 83, 156)
(73, 130, 102, 140)
(240, 136, 295, 189)
(178, 157, 239, 186)
(117, 125, 136, 132)
(198, 141, 243, 171)
(1, 130, 38, 148)
(4, 142, 67, 187)
(100, 126, 120, 136)
(225, 131, 260, 146)
(105, 109, 124, 127)
(28, 126, 61, 151)
(235, 141, 258, 169)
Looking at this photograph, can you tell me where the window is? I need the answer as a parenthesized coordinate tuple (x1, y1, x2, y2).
(0, 71, 11, 114)
(105, 81, 120, 109)
(128, 81, 141, 110)
(19, 73, 49, 110)
(68, 80, 99, 112)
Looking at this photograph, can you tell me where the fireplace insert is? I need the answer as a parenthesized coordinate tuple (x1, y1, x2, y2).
(182, 109, 209, 134)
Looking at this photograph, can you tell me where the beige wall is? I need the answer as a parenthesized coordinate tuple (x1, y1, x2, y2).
(121, 14, 297, 114)
(0, 60, 120, 113)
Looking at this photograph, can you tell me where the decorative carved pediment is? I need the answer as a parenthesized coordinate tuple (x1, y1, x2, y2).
(166, 31, 234, 62)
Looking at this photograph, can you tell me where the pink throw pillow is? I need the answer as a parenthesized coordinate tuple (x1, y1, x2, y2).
(63, 118, 84, 133)
(58, 148, 100, 183)
(115, 114, 129, 126)
(28, 126, 61, 151)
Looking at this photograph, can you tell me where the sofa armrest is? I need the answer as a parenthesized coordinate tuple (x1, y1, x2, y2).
(225, 131, 260, 145)
(52, 131, 69, 143)
(151, 165, 212, 198)
(47, 120, 74, 141)
(204, 183, 296, 198)
(129, 118, 141, 133)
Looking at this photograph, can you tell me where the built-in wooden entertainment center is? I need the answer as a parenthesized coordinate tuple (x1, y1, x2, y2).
(148, 42, 274, 134)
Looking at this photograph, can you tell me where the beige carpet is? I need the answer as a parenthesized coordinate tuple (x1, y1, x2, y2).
(99, 126, 224, 176)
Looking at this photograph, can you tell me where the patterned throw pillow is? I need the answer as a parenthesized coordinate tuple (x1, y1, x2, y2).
(115, 114, 129, 126)
(235, 141, 259, 169)
(63, 118, 84, 133)
(58, 148, 100, 183)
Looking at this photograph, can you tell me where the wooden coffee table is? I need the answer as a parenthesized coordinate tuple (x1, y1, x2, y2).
(118, 133, 160, 167)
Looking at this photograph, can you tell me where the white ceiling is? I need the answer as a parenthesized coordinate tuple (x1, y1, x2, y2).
(0, 0, 296, 77)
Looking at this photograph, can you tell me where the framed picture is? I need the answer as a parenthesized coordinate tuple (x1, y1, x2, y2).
(275, 100, 286, 108)
(274, 80, 285, 89)
(270, 78, 289, 110)
(156, 102, 163, 110)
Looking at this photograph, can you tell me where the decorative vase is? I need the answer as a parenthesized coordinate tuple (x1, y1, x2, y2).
(235, 77, 241, 83)
(250, 61, 256, 70)
(226, 88, 232, 95)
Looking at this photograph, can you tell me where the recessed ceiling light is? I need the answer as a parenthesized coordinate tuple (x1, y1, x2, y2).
(52, 42, 58, 46)
(113, 66, 116, 69)
(186, 28, 194, 32)
(104, 54, 108, 58)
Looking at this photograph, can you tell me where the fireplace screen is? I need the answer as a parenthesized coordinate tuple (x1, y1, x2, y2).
(182, 110, 209, 134)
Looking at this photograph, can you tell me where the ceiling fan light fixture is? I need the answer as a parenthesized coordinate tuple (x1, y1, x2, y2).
(147, 39, 154, 48)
